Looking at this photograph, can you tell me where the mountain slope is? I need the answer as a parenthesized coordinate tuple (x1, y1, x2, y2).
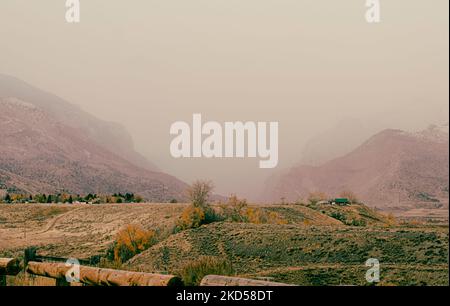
(263, 127, 449, 209)
(299, 119, 377, 166)
(0, 98, 187, 200)
(0, 74, 157, 171)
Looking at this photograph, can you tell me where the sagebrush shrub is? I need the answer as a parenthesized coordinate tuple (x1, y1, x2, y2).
(220, 195, 248, 222)
(220, 195, 287, 225)
(178, 256, 234, 286)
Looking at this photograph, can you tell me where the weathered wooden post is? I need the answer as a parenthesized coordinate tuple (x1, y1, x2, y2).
(0, 258, 21, 286)
(24, 247, 37, 266)
(55, 278, 71, 286)
(24, 247, 38, 286)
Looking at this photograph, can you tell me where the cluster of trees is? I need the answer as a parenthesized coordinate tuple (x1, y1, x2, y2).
(175, 181, 287, 231)
(0, 192, 144, 204)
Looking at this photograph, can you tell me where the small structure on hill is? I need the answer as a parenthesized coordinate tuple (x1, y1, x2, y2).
(330, 198, 350, 206)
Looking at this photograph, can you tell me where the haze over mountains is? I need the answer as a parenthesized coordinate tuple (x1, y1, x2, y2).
(262, 125, 449, 210)
(299, 119, 382, 167)
(0, 75, 448, 210)
(0, 75, 187, 200)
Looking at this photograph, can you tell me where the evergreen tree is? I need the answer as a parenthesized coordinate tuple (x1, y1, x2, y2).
(39, 194, 47, 203)
(125, 193, 134, 202)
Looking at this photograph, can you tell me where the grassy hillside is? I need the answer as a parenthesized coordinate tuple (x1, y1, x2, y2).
(305, 203, 394, 226)
(125, 221, 448, 285)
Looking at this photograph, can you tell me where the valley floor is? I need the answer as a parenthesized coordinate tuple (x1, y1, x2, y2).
(0, 203, 448, 286)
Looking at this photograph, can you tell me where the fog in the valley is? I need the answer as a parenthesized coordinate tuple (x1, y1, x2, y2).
(1, 0, 448, 199)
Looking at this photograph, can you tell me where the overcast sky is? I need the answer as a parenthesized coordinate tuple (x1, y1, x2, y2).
(1, 0, 448, 199)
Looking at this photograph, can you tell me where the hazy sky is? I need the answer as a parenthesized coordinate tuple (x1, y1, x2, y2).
(1, 0, 448, 199)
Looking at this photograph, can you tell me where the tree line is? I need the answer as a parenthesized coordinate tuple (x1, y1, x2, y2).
(0, 192, 144, 204)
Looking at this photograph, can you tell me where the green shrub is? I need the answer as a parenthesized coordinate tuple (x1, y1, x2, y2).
(178, 256, 234, 286)
(350, 219, 367, 227)
(330, 212, 347, 223)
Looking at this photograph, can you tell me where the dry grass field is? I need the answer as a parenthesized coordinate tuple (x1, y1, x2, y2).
(0, 203, 186, 258)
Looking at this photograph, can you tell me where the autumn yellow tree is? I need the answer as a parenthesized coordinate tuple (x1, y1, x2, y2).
(176, 206, 206, 230)
(113, 224, 157, 263)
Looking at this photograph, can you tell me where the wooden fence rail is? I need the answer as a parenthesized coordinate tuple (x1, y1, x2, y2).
(1, 254, 293, 287)
(26, 261, 182, 286)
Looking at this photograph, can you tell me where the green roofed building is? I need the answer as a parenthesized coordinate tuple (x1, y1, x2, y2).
(331, 198, 350, 206)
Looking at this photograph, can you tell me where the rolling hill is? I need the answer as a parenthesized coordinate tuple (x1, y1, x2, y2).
(125, 219, 448, 286)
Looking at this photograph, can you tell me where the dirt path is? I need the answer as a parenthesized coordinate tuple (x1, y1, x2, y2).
(39, 206, 85, 233)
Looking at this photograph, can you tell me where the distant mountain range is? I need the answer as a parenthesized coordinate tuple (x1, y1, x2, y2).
(262, 125, 449, 210)
(0, 75, 187, 201)
(1, 75, 448, 208)
(0, 74, 158, 171)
